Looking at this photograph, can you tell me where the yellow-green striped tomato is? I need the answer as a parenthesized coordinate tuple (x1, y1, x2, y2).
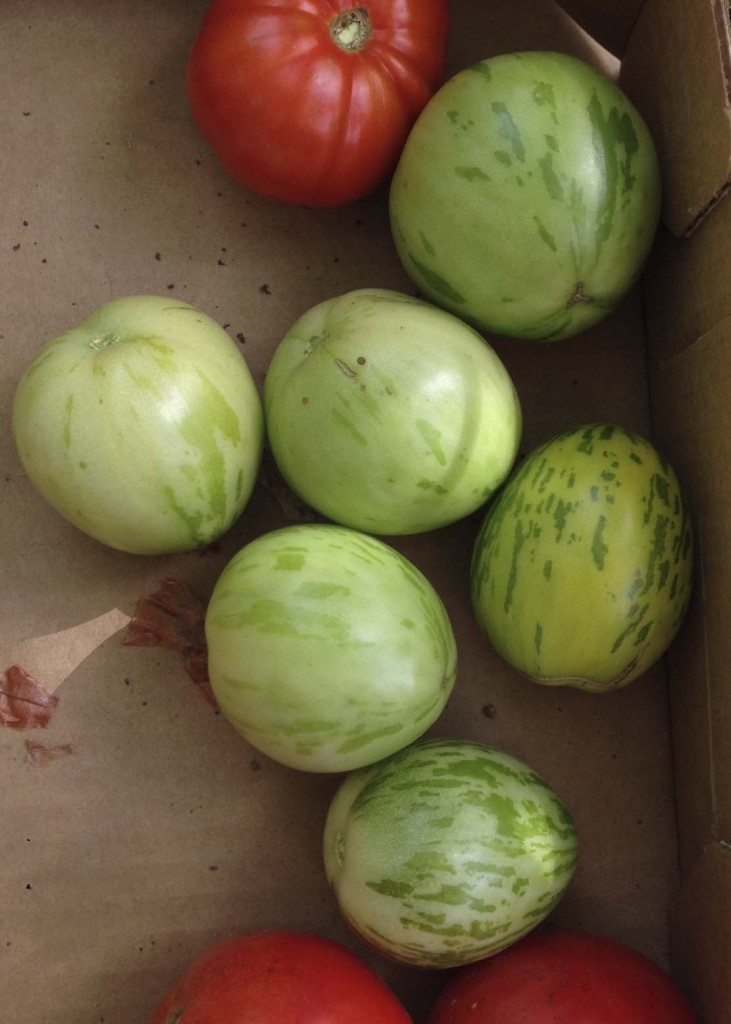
(389, 51, 661, 341)
(471, 424, 693, 690)
(264, 288, 522, 535)
(323, 738, 578, 968)
(12, 295, 264, 554)
(204, 524, 457, 772)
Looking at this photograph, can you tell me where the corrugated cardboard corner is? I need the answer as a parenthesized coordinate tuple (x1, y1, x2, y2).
(620, 0, 731, 237)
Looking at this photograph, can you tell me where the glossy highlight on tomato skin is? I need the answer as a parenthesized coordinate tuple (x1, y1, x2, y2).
(186, 0, 449, 206)
(148, 930, 413, 1024)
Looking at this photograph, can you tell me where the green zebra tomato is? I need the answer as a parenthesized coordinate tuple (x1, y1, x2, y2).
(204, 524, 457, 772)
(264, 288, 522, 536)
(470, 423, 693, 690)
(389, 51, 661, 340)
(12, 295, 264, 554)
(323, 738, 578, 968)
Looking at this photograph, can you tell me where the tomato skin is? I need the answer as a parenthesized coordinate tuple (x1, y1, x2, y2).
(186, 0, 449, 206)
(323, 739, 577, 970)
(11, 295, 264, 555)
(204, 524, 457, 772)
(264, 288, 522, 535)
(425, 931, 696, 1024)
(149, 930, 412, 1023)
(389, 51, 661, 340)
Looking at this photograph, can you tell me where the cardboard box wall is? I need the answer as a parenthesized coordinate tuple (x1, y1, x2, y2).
(1, 1, 728, 1021)
(619, 2, 731, 1020)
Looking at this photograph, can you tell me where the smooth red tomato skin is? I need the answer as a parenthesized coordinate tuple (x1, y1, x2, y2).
(186, 0, 449, 206)
(148, 930, 413, 1023)
(426, 932, 696, 1024)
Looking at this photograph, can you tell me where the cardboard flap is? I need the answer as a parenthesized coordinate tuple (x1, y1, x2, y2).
(555, 0, 646, 56)
(620, 0, 731, 236)
(672, 841, 731, 1024)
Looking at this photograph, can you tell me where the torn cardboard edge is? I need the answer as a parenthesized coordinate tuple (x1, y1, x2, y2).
(555, 0, 646, 58)
(620, 0, 731, 237)
(2, 608, 131, 695)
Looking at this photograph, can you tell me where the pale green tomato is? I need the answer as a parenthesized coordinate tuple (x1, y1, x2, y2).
(323, 738, 578, 968)
(471, 423, 693, 689)
(389, 51, 661, 340)
(264, 289, 521, 535)
(12, 295, 264, 554)
(204, 524, 457, 772)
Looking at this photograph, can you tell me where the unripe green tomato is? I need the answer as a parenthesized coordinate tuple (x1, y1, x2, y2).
(324, 738, 578, 967)
(390, 51, 661, 340)
(264, 288, 521, 535)
(205, 524, 457, 772)
(471, 423, 693, 689)
(12, 295, 263, 554)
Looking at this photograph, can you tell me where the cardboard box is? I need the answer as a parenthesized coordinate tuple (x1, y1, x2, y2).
(1, 0, 728, 1020)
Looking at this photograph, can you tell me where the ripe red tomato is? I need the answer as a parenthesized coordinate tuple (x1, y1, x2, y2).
(186, 0, 449, 207)
(148, 930, 412, 1023)
(426, 931, 697, 1024)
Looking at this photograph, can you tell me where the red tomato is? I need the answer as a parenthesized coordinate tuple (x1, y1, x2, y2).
(426, 931, 697, 1024)
(186, 0, 449, 207)
(148, 930, 412, 1023)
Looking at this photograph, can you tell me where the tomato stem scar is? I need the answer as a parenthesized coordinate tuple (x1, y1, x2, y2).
(89, 331, 122, 350)
(565, 282, 595, 308)
(330, 6, 372, 51)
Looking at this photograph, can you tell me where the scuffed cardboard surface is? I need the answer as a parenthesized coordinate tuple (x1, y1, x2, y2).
(0, 1, 694, 1021)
